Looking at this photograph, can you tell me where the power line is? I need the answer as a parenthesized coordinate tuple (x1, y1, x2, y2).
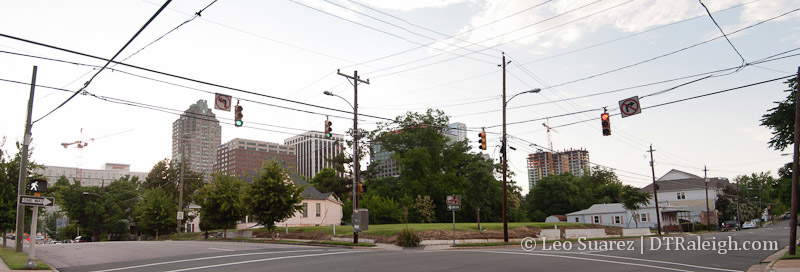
(698, 0, 746, 72)
(33, 0, 173, 124)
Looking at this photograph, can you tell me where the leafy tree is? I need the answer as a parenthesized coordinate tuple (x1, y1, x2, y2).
(359, 194, 402, 224)
(196, 173, 246, 239)
(310, 168, 349, 200)
(245, 159, 305, 237)
(620, 185, 651, 228)
(461, 153, 501, 228)
(55, 175, 140, 242)
(143, 159, 203, 209)
(761, 76, 798, 151)
(0, 139, 43, 247)
(413, 195, 435, 223)
(134, 188, 176, 239)
(529, 173, 583, 216)
(716, 185, 758, 224)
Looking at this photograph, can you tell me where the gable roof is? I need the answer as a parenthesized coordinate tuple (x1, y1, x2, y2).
(640, 176, 729, 193)
(290, 174, 336, 200)
(658, 169, 702, 181)
(566, 203, 626, 215)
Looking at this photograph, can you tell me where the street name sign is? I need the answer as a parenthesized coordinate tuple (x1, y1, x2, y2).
(18, 195, 55, 207)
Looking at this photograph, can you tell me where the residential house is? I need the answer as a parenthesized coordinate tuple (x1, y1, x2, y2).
(639, 169, 728, 225)
(567, 203, 692, 231)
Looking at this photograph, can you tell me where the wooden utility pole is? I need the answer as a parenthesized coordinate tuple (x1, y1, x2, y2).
(15, 66, 37, 252)
(337, 69, 369, 244)
(704, 166, 711, 231)
(649, 144, 662, 236)
(501, 53, 509, 242)
(790, 66, 799, 255)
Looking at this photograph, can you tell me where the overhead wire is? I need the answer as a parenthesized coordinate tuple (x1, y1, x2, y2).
(698, 0, 747, 72)
(33, 0, 173, 124)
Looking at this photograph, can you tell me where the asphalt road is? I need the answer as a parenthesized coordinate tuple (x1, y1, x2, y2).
(29, 220, 793, 272)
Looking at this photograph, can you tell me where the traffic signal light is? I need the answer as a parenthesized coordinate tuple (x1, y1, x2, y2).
(478, 129, 487, 150)
(601, 112, 610, 136)
(358, 183, 366, 194)
(234, 105, 243, 127)
(324, 119, 332, 138)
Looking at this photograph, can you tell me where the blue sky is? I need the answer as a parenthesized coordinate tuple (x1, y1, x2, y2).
(1, 0, 799, 194)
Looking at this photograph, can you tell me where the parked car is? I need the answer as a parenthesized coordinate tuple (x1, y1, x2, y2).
(74, 236, 92, 243)
(721, 221, 739, 231)
(742, 221, 756, 229)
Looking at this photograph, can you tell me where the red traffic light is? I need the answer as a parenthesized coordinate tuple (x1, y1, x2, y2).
(601, 113, 609, 121)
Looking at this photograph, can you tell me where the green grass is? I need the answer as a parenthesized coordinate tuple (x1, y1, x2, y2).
(269, 222, 592, 238)
(0, 246, 51, 270)
(452, 235, 654, 247)
(452, 242, 518, 247)
(268, 239, 376, 247)
(782, 246, 800, 260)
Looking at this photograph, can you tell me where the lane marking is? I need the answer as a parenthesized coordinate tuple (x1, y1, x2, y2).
(88, 249, 322, 272)
(579, 250, 607, 254)
(165, 251, 362, 272)
(472, 250, 741, 272)
(207, 248, 234, 252)
(468, 250, 692, 272)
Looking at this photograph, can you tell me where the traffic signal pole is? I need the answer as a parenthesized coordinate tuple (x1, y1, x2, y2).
(337, 70, 369, 244)
(16, 66, 37, 252)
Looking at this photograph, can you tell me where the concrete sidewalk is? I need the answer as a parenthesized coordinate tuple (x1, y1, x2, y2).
(748, 246, 800, 272)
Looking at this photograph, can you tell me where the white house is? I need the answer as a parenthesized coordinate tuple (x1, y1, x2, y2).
(567, 202, 692, 231)
(639, 169, 729, 225)
(237, 176, 343, 229)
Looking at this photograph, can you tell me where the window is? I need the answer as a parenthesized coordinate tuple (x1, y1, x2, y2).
(613, 216, 622, 224)
(316, 203, 321, 217)
(677, 192, 686, 200)
(302, 203, 308, 218)
(593, 216, 600, 224)
(640, 213, 649, 222)
(575, 217, 580, 223)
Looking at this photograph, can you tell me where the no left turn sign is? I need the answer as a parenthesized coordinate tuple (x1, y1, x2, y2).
(215, 93, 232, 111)
(618, 96, 641, 118)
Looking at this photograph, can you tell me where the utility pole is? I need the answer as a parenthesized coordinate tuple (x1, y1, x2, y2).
(790, 66, 799, 255)
(177, 137, 186, 238)
(15, 66, 37, 252)
(337, 69, 369, 244)
(704, 166, 711, 231)
(649, 144, 662, 236)
(501, 53, 509, 242)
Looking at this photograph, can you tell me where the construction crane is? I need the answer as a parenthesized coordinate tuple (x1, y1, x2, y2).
(542, 119, 558, 152)
(60, 129, 133, 182)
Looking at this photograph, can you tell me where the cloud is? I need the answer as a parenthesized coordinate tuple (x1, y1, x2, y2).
(358, 0, 475, 11)
(438, 0, 800, 52)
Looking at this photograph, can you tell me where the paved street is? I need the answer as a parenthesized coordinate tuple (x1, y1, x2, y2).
(29, 221, 793, 272)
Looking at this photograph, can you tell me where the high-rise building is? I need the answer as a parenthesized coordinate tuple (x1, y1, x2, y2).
(444, 122, 467, 143)
(215, 138, 297, 177)
(284, 131, 344, 180)
(527, 148, 589, 189)
(172, 100, 221, 181)
(35, 163, 148, 187)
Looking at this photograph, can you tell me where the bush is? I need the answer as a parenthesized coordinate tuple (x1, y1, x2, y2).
(396, 228, 421, 247)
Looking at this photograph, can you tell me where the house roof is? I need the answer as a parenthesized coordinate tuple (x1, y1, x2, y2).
(547, 215, 567, 221)
(658, 169, 703, 181)
(290, 174, 335, 200)
(639, 175, 729, 193)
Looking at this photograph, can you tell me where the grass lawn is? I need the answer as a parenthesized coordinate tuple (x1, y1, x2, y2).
(782, 246, 800, 260)
(0, 246, 51, 270)
(266, 222, 592, 238)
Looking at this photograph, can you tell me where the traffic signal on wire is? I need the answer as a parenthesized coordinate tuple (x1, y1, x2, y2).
(601, 112, 611, 136)
(235, 105, 243, 127)
(325, 119, 332, 138)
(478, 129, 487, 150)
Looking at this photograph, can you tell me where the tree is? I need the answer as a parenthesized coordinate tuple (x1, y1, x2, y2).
(413, 195, 435, 223)
(134, 188, 176, 239)
(55, 175, 140, 242)
(761, 76, 798, 151)
(309, 168, 349, 200)
(360, 194, 402, 224)
(143, 159, 203, 209)
(245, 159, 304, 237)
(0, 139, 43, 247)
(620, 185, 651, 228)
(196, 173, 246, 239)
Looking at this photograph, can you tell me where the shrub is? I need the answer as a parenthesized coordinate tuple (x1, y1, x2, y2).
(396, 228, 421, 247)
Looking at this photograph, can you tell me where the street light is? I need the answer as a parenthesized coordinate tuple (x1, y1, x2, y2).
(324, 89, 361, 244)
(502, 83, 541, 242)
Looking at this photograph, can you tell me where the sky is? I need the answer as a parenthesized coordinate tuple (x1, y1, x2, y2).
(1, 0, 799, 195)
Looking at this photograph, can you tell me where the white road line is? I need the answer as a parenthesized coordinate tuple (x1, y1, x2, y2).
(207, 248, 234, 252)
(165, 251, 362, 272)
(88, 249, 322, 272)
(474, 250, 742, 272)
(469, 250, 692, 272)
(579, 250, 608, 254)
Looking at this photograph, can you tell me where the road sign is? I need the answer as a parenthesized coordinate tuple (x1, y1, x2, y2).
(177, 211, 184, 220)
(18, 195, 55, 207)
(447, 205, 461, 211)
(618, 96, 641, 118)
(28, 179, 47, 193)
(446, 195, 461, 211)
(214, 93, 232, 112)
